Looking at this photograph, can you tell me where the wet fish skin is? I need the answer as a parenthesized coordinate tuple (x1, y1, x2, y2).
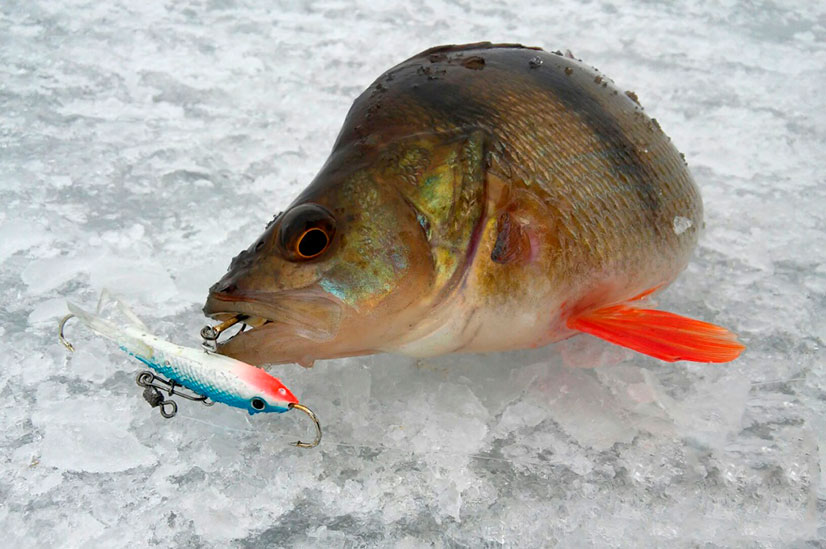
(204, 43, 742, 366)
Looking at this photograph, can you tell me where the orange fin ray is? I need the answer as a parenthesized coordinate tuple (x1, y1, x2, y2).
(568, 305, 745, 363)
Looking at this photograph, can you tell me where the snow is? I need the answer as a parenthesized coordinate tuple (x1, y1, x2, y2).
(2, 0, 825, 546)
(672, 216, 692, 235)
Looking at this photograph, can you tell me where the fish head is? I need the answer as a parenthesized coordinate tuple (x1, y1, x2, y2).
(204, 131, 485, 366)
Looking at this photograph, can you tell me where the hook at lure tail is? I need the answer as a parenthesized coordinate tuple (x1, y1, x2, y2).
(58, 294, 322, 448)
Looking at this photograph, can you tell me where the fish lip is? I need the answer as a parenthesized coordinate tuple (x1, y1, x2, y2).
(217, 321, 277, 358)
(203, 286, 343, 319)
(203, 285, 344, 351)
(202, 294, 290, 350)
(203, 291, 276, 321)
(202, 295, 277, 343)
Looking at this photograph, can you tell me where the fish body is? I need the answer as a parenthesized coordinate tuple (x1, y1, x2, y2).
(67, 301, 298, 414)
(204, 43, 743, 366)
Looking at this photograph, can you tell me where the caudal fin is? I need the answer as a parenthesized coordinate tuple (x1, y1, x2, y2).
(66, 301, 154, 358)
(567, 305, 745, 363)
(96, 289, 151, 332)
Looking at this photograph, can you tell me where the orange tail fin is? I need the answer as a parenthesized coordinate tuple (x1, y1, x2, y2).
(568, 305, 745, 363)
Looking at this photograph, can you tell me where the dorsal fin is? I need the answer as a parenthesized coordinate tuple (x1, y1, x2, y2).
(414, 43, 542, 59)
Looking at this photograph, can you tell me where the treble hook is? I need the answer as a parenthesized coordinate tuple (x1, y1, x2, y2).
(200, 314, 248, 352)
(288, 403, 322, 448)
(58, 313, 76, 352)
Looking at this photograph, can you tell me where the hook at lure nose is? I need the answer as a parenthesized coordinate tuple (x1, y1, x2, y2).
(288, 403, 322, 448)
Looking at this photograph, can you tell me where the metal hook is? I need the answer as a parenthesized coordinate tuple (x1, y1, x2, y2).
(288, 403, 322, 448)
(201, 315, 248, 345)
(58, 313, 76, 352)
(201, 316, 247, 353)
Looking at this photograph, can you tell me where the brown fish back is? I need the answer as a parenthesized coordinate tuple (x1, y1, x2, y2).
(334, 43, 702, 291)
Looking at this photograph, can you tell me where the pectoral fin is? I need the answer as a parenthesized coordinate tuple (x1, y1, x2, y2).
(567, 304, 745, 363)
(491, 211, 530, 264)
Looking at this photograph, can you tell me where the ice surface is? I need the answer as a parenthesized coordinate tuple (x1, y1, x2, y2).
(1, 0, 825, 546)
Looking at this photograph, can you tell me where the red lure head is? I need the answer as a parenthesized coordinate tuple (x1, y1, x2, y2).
(240, 364, 299, 414)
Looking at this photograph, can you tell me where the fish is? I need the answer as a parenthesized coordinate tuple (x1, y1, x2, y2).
(203, 42, 744, 367)
(64, 296, 300, 415)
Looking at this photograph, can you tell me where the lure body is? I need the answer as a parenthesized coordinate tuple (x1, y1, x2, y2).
(203, 43, 743, 366)
(67, 302, 298, 414)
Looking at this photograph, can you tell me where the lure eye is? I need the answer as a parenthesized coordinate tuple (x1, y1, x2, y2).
(278, 203, 336, 261)
(251, 397, 266, 411)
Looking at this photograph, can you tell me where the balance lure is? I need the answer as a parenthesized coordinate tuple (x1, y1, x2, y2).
(64, 300, 299, 414)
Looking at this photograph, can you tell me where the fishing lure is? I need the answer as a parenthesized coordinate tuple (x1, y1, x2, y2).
(58, 293, 321, 448)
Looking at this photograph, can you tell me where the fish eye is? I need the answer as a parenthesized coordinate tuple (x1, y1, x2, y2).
(251, 397, 266, 411)
(297, 228, 329, 258)
(278, 203, 336, 262)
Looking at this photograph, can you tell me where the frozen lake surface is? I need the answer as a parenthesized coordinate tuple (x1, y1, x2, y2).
(1, 0, 824, 546)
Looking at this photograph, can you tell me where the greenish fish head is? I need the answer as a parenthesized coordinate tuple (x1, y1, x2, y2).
(203, 130, 486, 366)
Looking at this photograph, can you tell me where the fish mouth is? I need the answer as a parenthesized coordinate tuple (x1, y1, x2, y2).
(201, 311, 274, 344)
(203, 287, 343, 363)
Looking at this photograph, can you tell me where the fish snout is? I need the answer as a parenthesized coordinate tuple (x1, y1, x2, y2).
(204, 287, 244, 324)
(203, 252, 266, 318)
(207, 246, 259, 297)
